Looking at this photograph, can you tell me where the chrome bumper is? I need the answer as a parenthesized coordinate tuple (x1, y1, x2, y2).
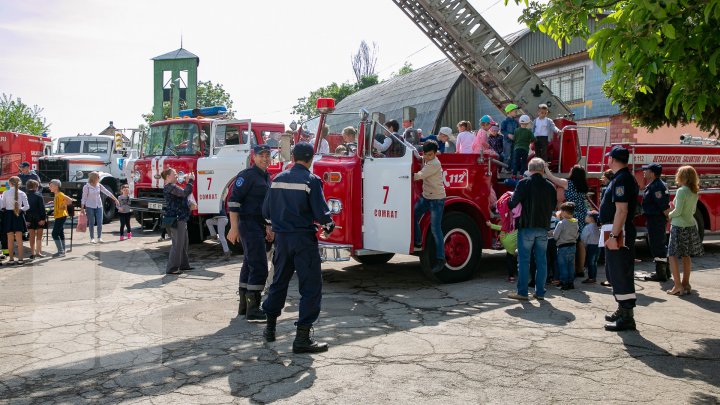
(319, 243, 352, 262)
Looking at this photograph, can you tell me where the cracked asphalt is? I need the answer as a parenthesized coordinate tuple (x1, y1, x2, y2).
(1, 222, 719, 404)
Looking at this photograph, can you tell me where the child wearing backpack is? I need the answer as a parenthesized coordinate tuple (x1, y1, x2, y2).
(487, 221, 517, 282)
(492, 191, 521, 282)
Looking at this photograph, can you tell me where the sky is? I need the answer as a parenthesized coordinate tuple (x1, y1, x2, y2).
(0, 0, 527, 138)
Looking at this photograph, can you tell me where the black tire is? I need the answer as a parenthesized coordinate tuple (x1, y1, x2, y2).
(352, 253, 395, 266)
(694, 207, 705, 243)
(187, 218, 206, 244)
(420, 212, 482, 283)
(101, 193, 116, 224)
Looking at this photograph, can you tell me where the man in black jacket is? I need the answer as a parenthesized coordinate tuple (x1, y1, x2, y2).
(507, 158, 558, 300)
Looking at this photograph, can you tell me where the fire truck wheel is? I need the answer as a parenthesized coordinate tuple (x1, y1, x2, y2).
(694, 208, 705, 243)
(352, 253, 395, 266)
(101, 194, 116, 224)
(420, 212, 482, 283)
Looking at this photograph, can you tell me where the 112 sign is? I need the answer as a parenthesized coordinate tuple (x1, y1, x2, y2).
(443, 169, 469, 189)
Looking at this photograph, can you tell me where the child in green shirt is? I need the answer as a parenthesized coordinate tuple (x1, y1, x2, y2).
(511, 114, 536, 177)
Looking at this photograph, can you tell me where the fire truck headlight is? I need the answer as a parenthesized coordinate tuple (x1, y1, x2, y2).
(132, 171, 141, 182)
(75, 170, 84, 179)
(327, 199, 342, 214)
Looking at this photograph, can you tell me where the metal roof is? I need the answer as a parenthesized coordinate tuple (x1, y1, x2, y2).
(329, 59, 462, 132)
(152, 48, 200, 65)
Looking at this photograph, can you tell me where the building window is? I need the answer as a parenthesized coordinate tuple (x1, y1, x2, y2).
(542, 68, 585, 104)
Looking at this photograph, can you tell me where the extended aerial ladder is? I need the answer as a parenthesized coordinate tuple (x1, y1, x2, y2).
(392, 0, 572, 117)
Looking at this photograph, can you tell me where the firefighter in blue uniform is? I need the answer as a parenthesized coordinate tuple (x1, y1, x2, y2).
(600, 146, 640, 331)
(640, 163, 671, 282)
(227, 145, 273, 323)
(261, 142, 335, 354)
(18, 162, 42, 193)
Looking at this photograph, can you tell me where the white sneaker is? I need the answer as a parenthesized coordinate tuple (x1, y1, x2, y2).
(90, 239, 97, 244)
(98, 238, 105, 243)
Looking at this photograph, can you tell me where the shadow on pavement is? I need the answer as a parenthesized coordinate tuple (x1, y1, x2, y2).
(619, 334, 720, 388)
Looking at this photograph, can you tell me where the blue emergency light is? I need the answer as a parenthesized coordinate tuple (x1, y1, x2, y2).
(178, 106, 227, 118)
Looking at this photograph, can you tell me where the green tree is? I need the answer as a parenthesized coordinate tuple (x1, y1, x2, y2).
(291, 75, 380, 122)
(0, 94, 50, 135)
(511, 0, 720, 134)
(142, 80, 235, 123)
(395, 62, 414, 77)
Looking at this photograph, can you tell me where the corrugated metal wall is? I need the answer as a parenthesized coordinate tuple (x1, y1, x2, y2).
(438, 77, 476, 132)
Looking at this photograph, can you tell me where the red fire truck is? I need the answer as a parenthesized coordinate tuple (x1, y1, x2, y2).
(0, 131, 52, 191)
(305, 101, 719, 283)
(127, 107, 284, 244)
(580, 133, 720, 240)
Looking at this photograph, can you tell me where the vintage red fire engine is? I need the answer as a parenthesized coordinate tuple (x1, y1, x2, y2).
(0, 131, 52, 191)
(305, 99, 719, 283)
(127, 106, 284, 244)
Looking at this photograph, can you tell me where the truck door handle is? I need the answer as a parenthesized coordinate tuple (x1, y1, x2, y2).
(398, 175, 409, 179)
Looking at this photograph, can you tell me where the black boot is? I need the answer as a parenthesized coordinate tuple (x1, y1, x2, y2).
(245, 291, 267, 323)
(292, 324, 328, 354)
(263, 316, 277, 342)
(237, 288, 247, 317)
(604, 308, 636, 331)
(605, 307, 621, 322)
(644, 261, 668, 282)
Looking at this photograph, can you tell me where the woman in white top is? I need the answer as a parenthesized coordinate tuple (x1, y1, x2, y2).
(455, 120, 475, 154)
(3, 176, 30, 264)
(81, 172, 120, 243)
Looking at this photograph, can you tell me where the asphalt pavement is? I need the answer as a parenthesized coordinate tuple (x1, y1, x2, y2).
(1, 222, 719, 404)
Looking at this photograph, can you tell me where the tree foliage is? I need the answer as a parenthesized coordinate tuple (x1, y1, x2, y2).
(512, 0, 720, 134)
(395, 62, 414, 77)
(0, 93, 50, 135)
(291, 76, 380, 121)
(142, 80, 235, 123)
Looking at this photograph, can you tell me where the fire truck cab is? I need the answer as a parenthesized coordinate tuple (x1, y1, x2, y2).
(128, 106, 284, 244)
(0, 131, 52, 192)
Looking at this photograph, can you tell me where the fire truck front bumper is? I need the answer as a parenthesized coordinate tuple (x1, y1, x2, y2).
(130, 197, 165, 214)
(319, 243, 352, 262)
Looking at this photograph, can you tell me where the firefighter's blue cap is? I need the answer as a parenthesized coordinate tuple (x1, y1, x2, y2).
(253, 144, 271, 154)
(19, 162, 30, 168)
(605, 145, 629, 163)
(293, 142, 314, 161)
(641, 163, 662, 175)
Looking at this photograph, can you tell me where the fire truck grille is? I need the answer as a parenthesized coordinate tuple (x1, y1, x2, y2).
(38, 160, 69, 183)
(137, 189, 165, 200)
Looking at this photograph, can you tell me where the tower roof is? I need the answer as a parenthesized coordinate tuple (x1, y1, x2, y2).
(98, 121, 117, 136)
(152, 48, 200, 66)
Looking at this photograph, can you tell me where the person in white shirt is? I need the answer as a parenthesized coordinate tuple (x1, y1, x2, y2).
(81, 171, 120, 244)
(532, 104, 560, 162)
(373, 120, 404, 157)
(318, 125, 331, 154)
(3, 176, 30, 264)
(455, 120, 475, 154)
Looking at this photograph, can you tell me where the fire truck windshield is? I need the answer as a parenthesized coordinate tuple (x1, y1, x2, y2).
(57, 139, 82, 154)
(144, 123, 201, 156)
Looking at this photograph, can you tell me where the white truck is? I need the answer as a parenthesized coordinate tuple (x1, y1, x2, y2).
(38, 129, 142, 223)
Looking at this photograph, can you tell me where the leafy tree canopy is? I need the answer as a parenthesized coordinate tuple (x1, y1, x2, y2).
(292, 75, 379, 122)
(511, 0, 720, 134)
(143, 80, 235, 123)
(395, 62, 414, 77)
(0, 93, 50, 135)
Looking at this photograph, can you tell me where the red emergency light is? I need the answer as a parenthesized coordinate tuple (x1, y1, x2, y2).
(316, 98, 336, 114)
